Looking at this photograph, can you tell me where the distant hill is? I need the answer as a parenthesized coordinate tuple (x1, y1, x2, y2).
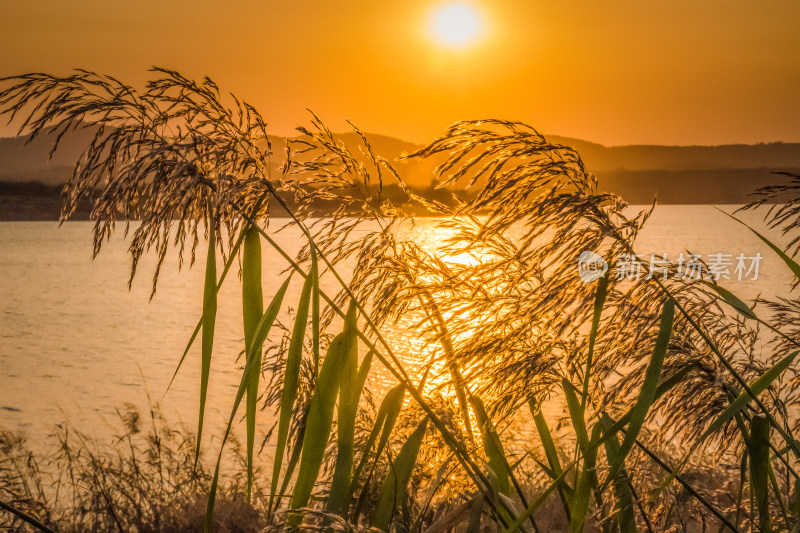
(0, 126, 799, 219)
(0, 126, 99, 185)
(546, 136, 800, 172)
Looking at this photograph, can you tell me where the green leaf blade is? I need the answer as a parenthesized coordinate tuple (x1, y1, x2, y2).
(269, 262, 313, 513)
(604, 298, 674, 487)
(290, 306, 358, 519)
(372, 417, 429, 531)
(242, 226, 264, 501)
(204, 274, 292, 532)
(326, 304, 365, 516)
(196, 219, 218, 462)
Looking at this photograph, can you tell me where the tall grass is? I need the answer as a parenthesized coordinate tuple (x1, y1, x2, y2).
(2, 69, 800, 532)
(0, 405, 263, 532)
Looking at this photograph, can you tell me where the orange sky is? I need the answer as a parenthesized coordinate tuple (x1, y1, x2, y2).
(1, 1, 799, 146)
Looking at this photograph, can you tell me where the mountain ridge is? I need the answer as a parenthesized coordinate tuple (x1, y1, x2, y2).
(0, 127, 798, 217)
(2, 127, 800, 184)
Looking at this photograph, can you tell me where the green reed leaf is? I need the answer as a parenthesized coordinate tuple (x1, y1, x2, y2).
(469, 396, 510, 497)
(328, 351, 373, 509)
(352, 383, 407, 519)
(276, 425, 306, 513)
(563, 379, 589, 454)
(767, 453, 790, 524)
(749, 415, 772, 533)
(571, 423, 601, 533)
(205, 274, 292, 533)
(311, 244, 321, 376)
(466, 495, 484, 533)
(269, 262, 313, 513)
(563, 382, 603, 531)
(470, 395, 540, 532)
(165, 227, 247, 397)
(582, 274, 609, 407)
(240, 201, 513, 518)
(196, 218, 217, 463)
(242, 226, 264, 502)
(504, 461, 573, 533)
(701, 350, 798, 444)
(372, 417, 429, 531)
(604, 298, 674, 488)
(716, 207, 800, 282)
(289, 305, 358, 518)
(326, 306, 366, 516)
(600, 413, 637, 533)
(512, 363, 700, 533)
(651, 350, 799, 514)
(707, 283, 758, 320)
(529, 399, 573, 515)
(353, 384, 406, 487)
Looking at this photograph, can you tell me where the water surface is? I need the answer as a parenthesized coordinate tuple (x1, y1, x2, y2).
(0, 206, 793, 450)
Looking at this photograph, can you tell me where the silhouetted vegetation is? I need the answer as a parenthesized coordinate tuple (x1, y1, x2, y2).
(2, 69, 800, 533)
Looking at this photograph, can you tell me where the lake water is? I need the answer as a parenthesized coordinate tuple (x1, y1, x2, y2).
(0, 206, 795, 454)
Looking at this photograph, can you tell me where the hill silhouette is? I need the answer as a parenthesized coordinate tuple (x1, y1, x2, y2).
(1, 126, 799, 219)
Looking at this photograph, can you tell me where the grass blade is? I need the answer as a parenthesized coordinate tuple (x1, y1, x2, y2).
(372, 417, 430, 531)
(716, 207, 800, 282)
(701, 350, 798, 443)
(164, 194, 268, 398)
(276, 425, 306, 512)
(353, 384, 406, 487)
(289, 304, 358, 518)
(650, 350, 798, 517)
(707, 283, 758, 320)
(563, 381, 603, 531)
(204, 274, 292, 532)
(196, 217, 217, 463)
(466, 495, 484, 533)
(240, 208, 514, 516)
(326, 306, 367, 516)
(470, 396, 541, 531)
(311, 244, 321, 376)
(512, 364, 702, 533)
(352, 383, 407, 520)
(242, 226, 264, 501)
(563, 379, 590, 453)
(370, 384, 406, 465)
(530, 399, 573, 516)
(600, 413, 637, 533)
(469, 396, 510, 497)
(749, 415, 771, 533)
(582, 275, 609, 407)
(164, 228, 247, 397)
(268, 262, 314, 513)
(504, 462, 574, 533)
(604, 298, 674, 487)
(571, 423, 602, 533)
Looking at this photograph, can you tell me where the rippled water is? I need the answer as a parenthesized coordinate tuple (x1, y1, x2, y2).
(0, 206, 793, 451)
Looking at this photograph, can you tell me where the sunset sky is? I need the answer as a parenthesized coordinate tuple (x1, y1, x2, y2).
(1, 1, 798, 146)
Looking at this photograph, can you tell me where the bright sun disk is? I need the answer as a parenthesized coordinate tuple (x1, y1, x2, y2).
(430, 3, 484, 48)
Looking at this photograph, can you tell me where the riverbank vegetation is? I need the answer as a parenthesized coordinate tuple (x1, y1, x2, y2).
(2, 70, 800, 532)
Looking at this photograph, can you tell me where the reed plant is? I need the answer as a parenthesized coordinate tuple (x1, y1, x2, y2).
(0, 405, 263, 532)
(2, 69, 800, 532)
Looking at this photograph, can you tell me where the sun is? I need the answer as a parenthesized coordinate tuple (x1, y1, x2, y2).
(429, 2, 485, 48)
